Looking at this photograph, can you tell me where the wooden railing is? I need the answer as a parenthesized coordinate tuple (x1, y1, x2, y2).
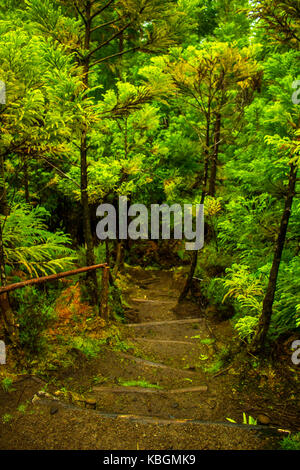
(0, 263, 110, 320)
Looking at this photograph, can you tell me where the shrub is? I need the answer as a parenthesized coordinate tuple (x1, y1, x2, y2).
(280, 433, 300, 450)
(12, 287, 57, 354)
(234, 316, 259, 343)
(70, 336, 104, 359)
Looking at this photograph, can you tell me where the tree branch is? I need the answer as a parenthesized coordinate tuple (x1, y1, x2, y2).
(87, 21, 132, 58)
(90, 45, 140, 67)
(90, 16, 123, 33)
(90, 0, 116, 21)
(74, 4, 87, 25)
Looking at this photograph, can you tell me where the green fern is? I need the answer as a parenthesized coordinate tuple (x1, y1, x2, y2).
(222, 264, 264, 315)
(234, 316, 259, 343)
(1, 204, 75, 278)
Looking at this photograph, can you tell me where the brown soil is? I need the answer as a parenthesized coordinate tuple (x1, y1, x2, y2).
(0, 267, 299, 450)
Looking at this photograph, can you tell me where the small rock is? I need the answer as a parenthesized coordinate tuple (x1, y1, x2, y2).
(172, 402, 179, 409)
(31, 394, 40, 404)
(85, 398, 97, 410)
(50, 406, 58, 415)
(257, 414, 271, 425)
(207, 399, 216, 409)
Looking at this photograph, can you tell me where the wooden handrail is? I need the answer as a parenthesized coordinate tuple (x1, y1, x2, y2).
(0, 263, 109, 295)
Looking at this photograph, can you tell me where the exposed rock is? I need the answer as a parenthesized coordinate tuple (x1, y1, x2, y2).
(50, 406, 58, 415)
(85, 397, 97, 410)
(257, 414, 271, 425)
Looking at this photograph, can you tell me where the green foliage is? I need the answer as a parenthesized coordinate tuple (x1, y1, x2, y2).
(234, 316, 259, 343)
(226, 414, 257, 425)
(205, 359, 224, 375)
(222, 264, 264, 315)
(69, 337, 104, 359)
(204, 346, 230, 374)
(118, 379, 162, 389)
(13, 287, 58, 354)
(2, 413, 13, 424)
(109, 285, 125, 321)
(1, 377, 14, 392)
(251, 0, 300, 49)
(280, 433, 300, 451)
(76, 244, 106, 269)
(270, 258, 300, 337)
(0, 0, 299, 358)
(109, 336, 132, 353)
(1, 204, 75, 277)
(17, 404, 28, 413)
(206, 278, 229, 307)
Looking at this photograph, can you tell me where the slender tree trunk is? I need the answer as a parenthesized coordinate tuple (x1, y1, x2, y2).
(0, 293, 19, 348)
(105, 240, 116, 286)
(0, 223, 15, 341)
(113, 240, 123, 278)
(124, 117, 128, 159)
(179, 126, 209, 301)
(179, 204, 205, 303)
(105, 240, 110, 265)
(250, 164, 298, 353)
(80, 128, 99, 306)
(80, 3, 99, 307)
(208, 113, 221, 197)
(0, 157, 19, 346)
(179, 250, 198, 302)
(0, 152, 7, 216)
(23, 158, 29, 204)
(200, 115, 211, 200)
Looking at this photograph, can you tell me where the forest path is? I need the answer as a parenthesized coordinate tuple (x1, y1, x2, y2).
(0, 268, 281, 450)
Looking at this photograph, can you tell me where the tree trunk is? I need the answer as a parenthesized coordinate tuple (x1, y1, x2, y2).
(113, 240, 124, 278)
(0, 152, 7, 216)
(179, 161, 207, 301)
(100, 266, 110, 320)
(208, 113, 221, 197)
(80, 4, 99, 307)
(178, 250, 198, 302)
(250, 164, 298, 353)
(0, 221, 19, 346)
(199, 115, 211, 200)
(0, 152, 19, 345)
(23, 158, 30, 204)
(80, 129, 99, 306)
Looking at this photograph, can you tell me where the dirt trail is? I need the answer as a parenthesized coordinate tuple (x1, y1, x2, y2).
(0, 268, 284, 450)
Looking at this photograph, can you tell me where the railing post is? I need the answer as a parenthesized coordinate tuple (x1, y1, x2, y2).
(100, 266, 110, 320)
